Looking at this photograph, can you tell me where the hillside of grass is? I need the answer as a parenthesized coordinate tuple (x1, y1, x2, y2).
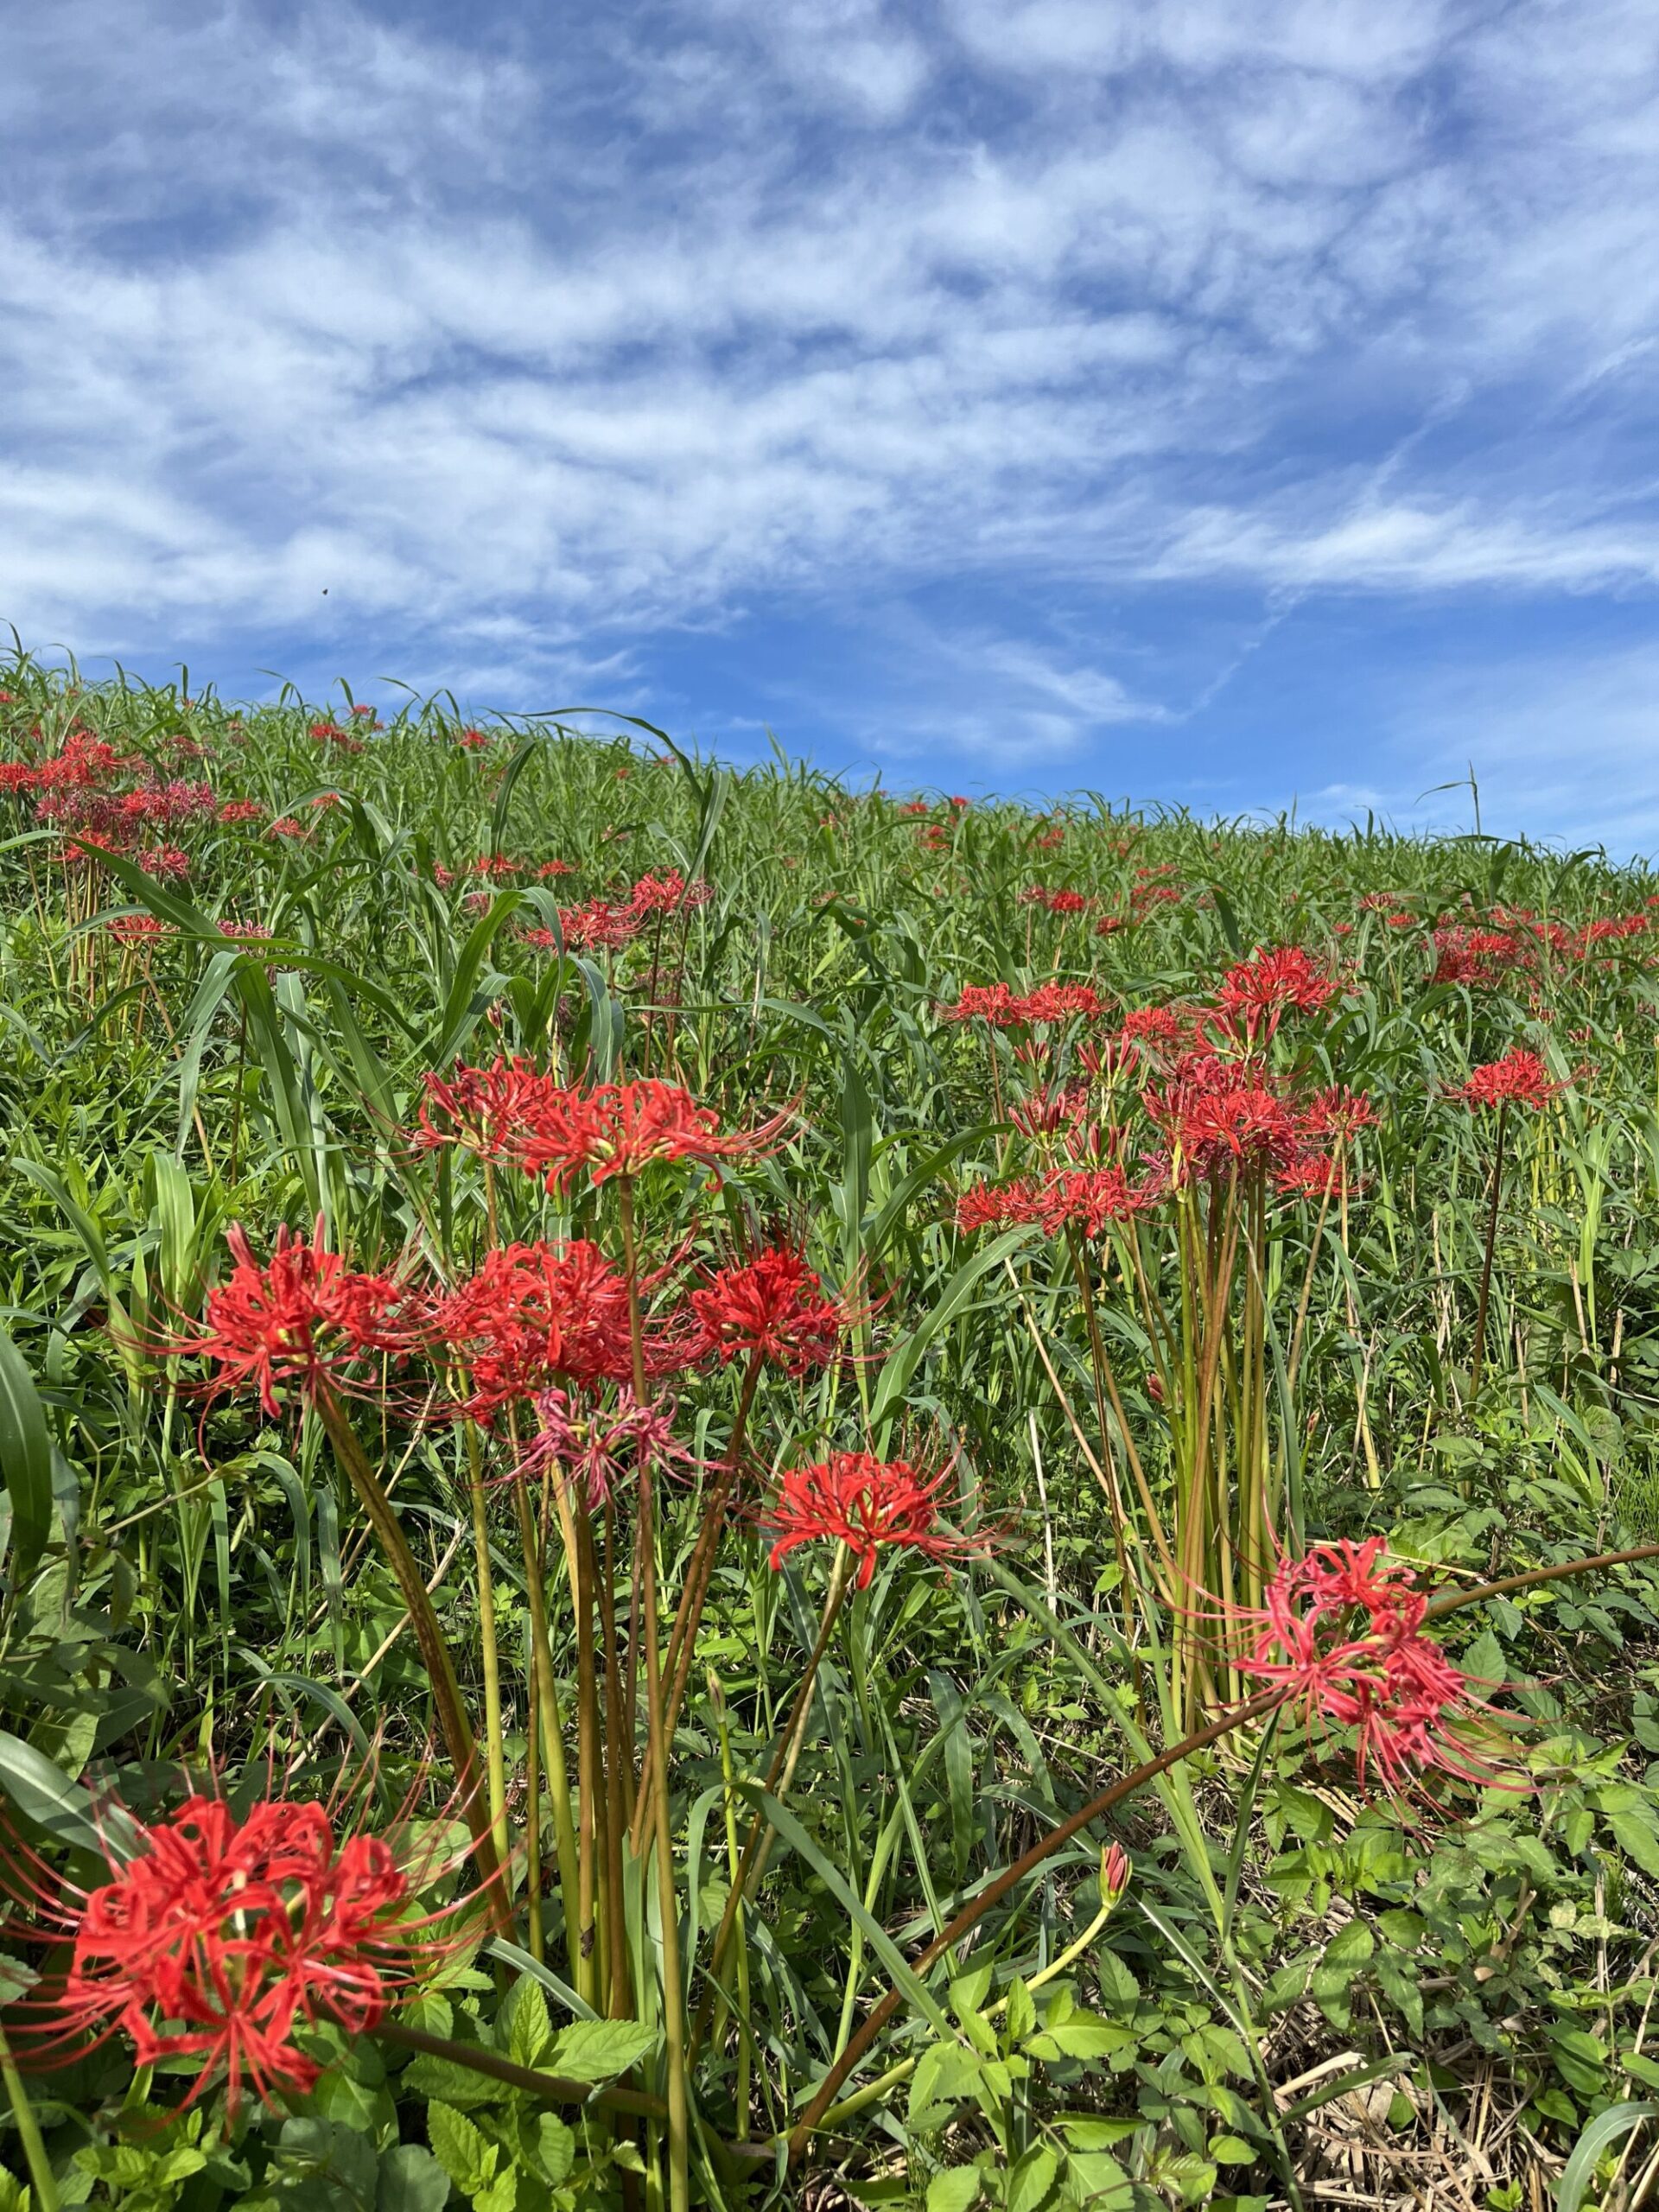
(2, 652, 1659, 2210)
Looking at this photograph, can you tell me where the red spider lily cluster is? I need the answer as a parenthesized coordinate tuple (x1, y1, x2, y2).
(3, 1792, 450, 2113)
(1019, 886, 1090, 914)
(941, 982, 1104, 1027)
(1451, 1047, 1563, 1110)
(416, 1065, 789, 1191)
(516, 869, 711, 954)
(1232, 1539, 1502, 1795)
(763, 1452, 981, 1589)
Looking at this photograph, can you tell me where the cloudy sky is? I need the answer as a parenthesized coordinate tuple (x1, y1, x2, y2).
(4, 0, 1658, 842)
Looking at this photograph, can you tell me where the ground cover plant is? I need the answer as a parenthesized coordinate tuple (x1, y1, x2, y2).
(2, 649, 1659, 2209)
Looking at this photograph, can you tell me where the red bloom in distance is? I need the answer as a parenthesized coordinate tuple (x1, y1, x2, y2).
(6, 1792, 441, 2113)
(764, 1452, 978, 1588)
(172, 1222, 414, 1416)
(1452, 1048, 1563, 1110)
(690, 1247, 846, 1375)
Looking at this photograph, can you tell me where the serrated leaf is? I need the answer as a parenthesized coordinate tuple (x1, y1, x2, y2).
(428, 2101, 495, 2196)
(926, 2171, 983, 2212)
(545, 2018, 656, 2082)
(1007, 2143, 1058, 2212)
(402, 2052, 510, 2112)
(504, 1974, 552, 2070)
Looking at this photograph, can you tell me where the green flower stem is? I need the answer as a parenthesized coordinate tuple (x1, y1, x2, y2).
(315, 1388, 501, 1897)
(0, 2018, 59, 2212)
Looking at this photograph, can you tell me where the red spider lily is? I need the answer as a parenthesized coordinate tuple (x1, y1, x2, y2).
(1008, 1083, 1090, 1137)
(414, 1056, 561, 1164)
(940, 982, 1015, 1024)
(269, 817, 310, 841)
(550, 898, 644, 950)
(954, 1177, 1042, 1234)
(1018, 887, 1090, 914)
(1144, 1058, 1302, 1182)
(1300, 1084, 1379, 1141)
(690, 1247, 847, 1376)
(1451, 1048, 1563, 1110)
(536, 857, 575, 878)
(1431, 925, 1532, 987)
(626, 869, 712, 917)
(429, 1240, 673, 1417)
(106, 914, 171, 946)
(1, 1790, 454, 2114)
(1033, 1163, 1164, 1237)
(763, 1452, 982, 1589)
(217, 798, 264, 824)
(1231, 1539, 1507, 1795)
(167, 1222, 416, 1417)
(1213, 945, 1335, 1040)
(512, 1078, 790, 1194)
(514, 1384, 690, 1510)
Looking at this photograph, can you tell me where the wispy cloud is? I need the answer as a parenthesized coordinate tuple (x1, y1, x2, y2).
(2, 0, 1657, 829)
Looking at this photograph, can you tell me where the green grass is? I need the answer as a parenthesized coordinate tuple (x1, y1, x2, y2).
(2, 647, 1659, 2209)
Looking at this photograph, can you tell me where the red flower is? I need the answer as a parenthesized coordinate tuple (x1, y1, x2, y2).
(431, 1240, 650, 1416)
(512, 1078, 789, 1193)
(217, 799, 264, 824)
(515, 1384, 689, 1510)
(764, 1452, 978, 1588)
(106, 914, 171, 946)
(1214, 946, 1335, 1039)
(1452, 1048, 1563, 1110)
(941, 982, 1016, 1025)
(415, 1056, 560, 1163)
(626, 869, 712, 917)
(1145, 1059, 1302, 1182)
(171, 1222, 414, 1417)
(690, 1247, 846, 1375)
(1232, 1539, 1501, 1794)
(7, 1791, 442, 2113)
(1033, 1163, 1163, 1237)
(1018, 887, 1090, 914)
(954, 1176, 1042, 1233)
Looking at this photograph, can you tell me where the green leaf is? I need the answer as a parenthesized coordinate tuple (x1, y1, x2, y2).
(1209, 2136, 1258, 2165)
(401, 2051, 510, 2112)
(0, 1726, 137, 1858)
(1556, 2101, 1659, 2212)
(534, 2113, 575, 2188)
(1026, 2020, 1129, 2063)
(0, 1323, 52, 1586)
(503, 1974, 552, 2070)
(378, 2145, 451, 2212)
(544, 2018, 657, 2083)
(926, 2171, 983, 2212)
(427, 2101, 495, 2197)
(1007, 2143, 1058, 2212)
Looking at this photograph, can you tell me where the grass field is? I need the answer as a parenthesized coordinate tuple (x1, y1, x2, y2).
(3, 649, 1659, 2211)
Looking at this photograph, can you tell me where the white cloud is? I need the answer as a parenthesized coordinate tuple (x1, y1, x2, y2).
(0, 0, 1656, 786)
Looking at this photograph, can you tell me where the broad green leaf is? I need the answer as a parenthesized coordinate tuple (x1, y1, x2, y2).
(0, 1324, 51, 1586)
(544, 2018, 657, 2083)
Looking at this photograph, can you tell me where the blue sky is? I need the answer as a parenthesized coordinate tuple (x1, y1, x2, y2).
(4, 1, 1658, 845)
